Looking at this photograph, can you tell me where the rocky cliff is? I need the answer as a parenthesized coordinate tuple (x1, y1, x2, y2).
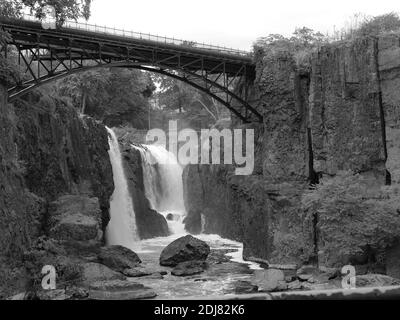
(183, 33, 400, 275)
(0, 86, 114, 297)
(120, 143, 169, 239)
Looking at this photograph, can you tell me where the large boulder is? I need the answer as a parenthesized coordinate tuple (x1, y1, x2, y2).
(251, 269, 285, 292)
(88, 280, 156, 300)
(98, 245, 141, 272)
(159, 235, 210, 267)
(81, 262, 126, 285)
(171, 260, 207, 276)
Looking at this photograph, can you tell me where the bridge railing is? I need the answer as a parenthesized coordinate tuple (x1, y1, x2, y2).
(20, 14, 251, 57)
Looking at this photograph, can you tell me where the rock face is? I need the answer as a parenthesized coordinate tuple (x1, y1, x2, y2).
(183, 33, 400, 273)
(120, 144, 169, 239)
(0, 86, 114, 297)
(14, 92, 114, 229)
(98, 245, 141, 272)
(160, 235, 210, 266)
(48, 195, 103, 243)
(309, 38, 385, 179)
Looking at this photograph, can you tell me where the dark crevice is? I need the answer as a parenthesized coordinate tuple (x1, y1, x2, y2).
(373, 37, 391, 185)
(307, 127, 319, 186)
(312, 211, 319, 266)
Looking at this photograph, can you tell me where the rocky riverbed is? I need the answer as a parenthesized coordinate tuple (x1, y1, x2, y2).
(10, 234, 400, 300)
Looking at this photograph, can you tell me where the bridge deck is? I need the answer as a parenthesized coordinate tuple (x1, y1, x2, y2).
(0, 16, 255, 77)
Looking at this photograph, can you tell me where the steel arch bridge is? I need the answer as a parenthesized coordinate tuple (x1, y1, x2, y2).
(0, 15, 262, 123)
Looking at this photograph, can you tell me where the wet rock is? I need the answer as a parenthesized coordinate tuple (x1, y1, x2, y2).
(319, 266, 340, 278)
(206, 249, 235, 264)
(65, 286, 89, 299)
(245, 256, 269, 268)
(81, 262, 125, 285)
(268, 264, 298, 270)
(141, 272, 164, 280)
(98, 245, 141, 272)
(285, 275, 296, 282)
(122, 268, 152, 277)
(287, 280, 303, 290)
(159, 235, 210, 267)
(273, 281, 288, 292)
(6, 292, 27, 300)
(171, 261, 207, 276)
(356, 274, 400, 288)
(251, 269, 285, 292)
(206, 261, 253, 277)
(121, 146, 169, 239)
(298, 274, 313, 281)
(234, 281, 259, 294)
(36, 289, 70, 300)
(183, 213, 202, 234)
(89, 280, 156, 300)
(296, 265, 318, 275)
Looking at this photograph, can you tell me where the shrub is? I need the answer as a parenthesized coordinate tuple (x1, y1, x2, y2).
(302, 170, 400, 267)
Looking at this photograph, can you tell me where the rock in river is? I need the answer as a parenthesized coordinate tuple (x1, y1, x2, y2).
(89, 280, 156, 300)
(159, 235, 210, 267)
(171, 260, 207, 276)
(98, 245, 141, 272)
(251, 269, 285, 292)
(234, 281, 259, 294)
(81, 262, 126, 285)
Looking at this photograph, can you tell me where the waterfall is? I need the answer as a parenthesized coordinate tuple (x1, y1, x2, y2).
(133, 144, 186, 235)
(106, 127, 139, 249)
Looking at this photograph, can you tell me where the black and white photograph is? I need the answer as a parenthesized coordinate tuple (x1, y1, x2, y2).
(1, 0, 400, 310)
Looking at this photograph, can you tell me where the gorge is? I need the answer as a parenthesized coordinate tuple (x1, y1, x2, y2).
(2, 17, 400, 300)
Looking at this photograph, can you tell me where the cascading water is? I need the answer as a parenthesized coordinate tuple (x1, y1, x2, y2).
(133, 144, 186, 235)
(106, 127, 139, 250)
(104, 138, 263, 297)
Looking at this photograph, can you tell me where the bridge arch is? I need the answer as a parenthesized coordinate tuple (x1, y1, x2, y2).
(0, 15, 262, 122)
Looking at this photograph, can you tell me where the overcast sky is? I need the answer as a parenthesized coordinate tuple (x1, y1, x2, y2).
(88, 0, 399, 51)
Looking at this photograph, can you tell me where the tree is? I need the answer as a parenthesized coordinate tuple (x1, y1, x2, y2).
(57, 67, 155, 128)
(21, 0, 91, 24)
(0, 0, 23, 18)
(151, 73, 228, 129)
(355, 12, 400, 37)
(254, 27, 328, 53)
(0, 0, 91, 24)
(58, 68, 110, 114)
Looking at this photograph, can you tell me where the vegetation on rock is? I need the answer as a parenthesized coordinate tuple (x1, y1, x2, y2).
(302, 171, 400, 267)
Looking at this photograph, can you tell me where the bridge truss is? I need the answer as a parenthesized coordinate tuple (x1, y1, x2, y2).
(0, 16, 262, 122)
